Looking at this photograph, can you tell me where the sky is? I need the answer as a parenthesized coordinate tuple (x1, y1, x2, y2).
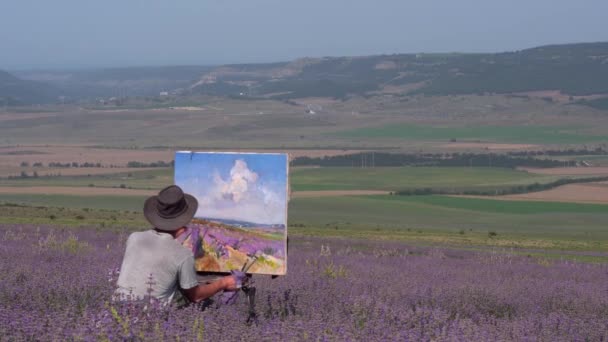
(1, 0, 607, 69)
(174, 152, 288, 225)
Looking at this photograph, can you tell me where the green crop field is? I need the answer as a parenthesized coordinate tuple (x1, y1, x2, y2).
(289, 195, 608, 248)
(0, 169, 171, 190)
(1, 166, 560, 193)
(291, 167, 558, 191)
(0, 194, 146, 212)
(2, 193, 607, 253)
(335, 124, 606, 144)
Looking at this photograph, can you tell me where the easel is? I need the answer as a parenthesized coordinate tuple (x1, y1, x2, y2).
(193, 237, 288, 325)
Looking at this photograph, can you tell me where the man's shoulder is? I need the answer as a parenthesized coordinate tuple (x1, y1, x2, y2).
(127, 229, 192, 261)
(126, 230, 152, 242)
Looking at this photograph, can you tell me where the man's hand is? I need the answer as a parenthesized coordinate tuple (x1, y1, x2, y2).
(183, 272, 243, 303)
(222, 270, 248, 291)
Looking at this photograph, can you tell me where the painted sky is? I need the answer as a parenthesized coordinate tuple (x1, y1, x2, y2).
(174, 152, 287, 225)
(2, 0, 608, 68)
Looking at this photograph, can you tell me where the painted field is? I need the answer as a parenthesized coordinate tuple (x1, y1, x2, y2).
(336, 124, 606, 144)
(291, 167, 557, 191)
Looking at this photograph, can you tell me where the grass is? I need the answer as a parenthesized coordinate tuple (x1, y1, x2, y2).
(1, 193, 607, 256)
(335, 124, 606, 144)
(0, 194, 146, 212)
(288, 195, 608, 249)
(380, 195, 608, 214)
(0, 202, 146, 229)
(1, 166, 559, 193)
(291, 167, 557, 191)
(0, 169, 171, 190)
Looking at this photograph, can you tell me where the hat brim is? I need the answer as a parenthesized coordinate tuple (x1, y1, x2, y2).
(143, 194, 198, 231)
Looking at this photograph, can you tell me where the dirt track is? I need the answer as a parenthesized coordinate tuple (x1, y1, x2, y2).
(455, 182, 608, 204)
(439, 142, 538, 150)
(521, 167, 608, 176)
(292, 190, 391, 198)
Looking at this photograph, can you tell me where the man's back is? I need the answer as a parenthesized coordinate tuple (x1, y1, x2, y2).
(115, 229, 198, 303)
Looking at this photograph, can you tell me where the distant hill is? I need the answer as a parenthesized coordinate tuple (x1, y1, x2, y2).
(9, 42, 608, 103)
(0, 70, 59, 105)
(188, 42, 608, 99)
(14, 66, 214, 99)
(411, 42, 608, 96)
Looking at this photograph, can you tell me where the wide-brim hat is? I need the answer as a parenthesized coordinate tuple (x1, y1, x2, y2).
(144, 185, 198, 231)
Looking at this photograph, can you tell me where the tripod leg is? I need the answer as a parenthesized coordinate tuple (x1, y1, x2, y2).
(245, 287, 258, 326)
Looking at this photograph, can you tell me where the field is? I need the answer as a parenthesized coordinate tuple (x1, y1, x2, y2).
(482, 181, 608, 204)
(1, 225, 607, 340)
(336, 123, 607, 144)
(2, 93, 608, 340)
(3, 93, 608, 151)
(0, 166, 560, 193)
(291, 167, 557, 191)
(2, 192, 608, 254)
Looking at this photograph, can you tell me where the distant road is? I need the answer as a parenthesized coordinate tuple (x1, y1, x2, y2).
(454, 182, 608, 204)
(292, 190, 391, 198)
(521, 167, 608, 176)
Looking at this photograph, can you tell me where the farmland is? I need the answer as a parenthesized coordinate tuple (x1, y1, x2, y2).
(0, 166, 558, 191)
(2, 44, 608, 339)
(290, 167, 557, 191)
(1, 225, 607, 340)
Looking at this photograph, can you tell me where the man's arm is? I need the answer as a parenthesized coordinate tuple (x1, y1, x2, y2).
(182, 276, 237, 303)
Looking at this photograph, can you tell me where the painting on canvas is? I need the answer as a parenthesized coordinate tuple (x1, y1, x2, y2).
(174, 151, 288, 275)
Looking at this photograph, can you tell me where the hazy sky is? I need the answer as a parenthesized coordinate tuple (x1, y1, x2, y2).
(2, 0, 607, 69)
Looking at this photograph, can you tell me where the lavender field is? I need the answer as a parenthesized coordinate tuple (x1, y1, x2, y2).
(1, 224, 607, 341)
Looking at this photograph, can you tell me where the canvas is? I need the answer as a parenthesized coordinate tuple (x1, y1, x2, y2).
(174, 151, 288, 275)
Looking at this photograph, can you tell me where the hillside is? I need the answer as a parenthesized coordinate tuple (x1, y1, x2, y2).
(187, 42, 608, 99)
(7, 42, 608, 103)
(0, 70, 58, 105)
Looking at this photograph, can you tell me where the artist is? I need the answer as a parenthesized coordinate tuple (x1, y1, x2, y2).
(114, 185, 246, 305)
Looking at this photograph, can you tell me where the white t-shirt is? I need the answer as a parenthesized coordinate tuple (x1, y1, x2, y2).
(114, 229, 199, 303)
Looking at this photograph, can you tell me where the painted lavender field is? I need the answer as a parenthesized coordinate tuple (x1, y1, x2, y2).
(1, 224, 607, 341)
(175, 152, 288, 275)
(182, 218, 285, 274)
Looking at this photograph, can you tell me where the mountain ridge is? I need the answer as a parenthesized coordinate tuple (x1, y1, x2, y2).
(4, 42, 608, 104)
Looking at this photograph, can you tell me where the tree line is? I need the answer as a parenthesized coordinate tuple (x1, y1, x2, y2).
(506, 147, 608, 157)
(394, 176, 608, 197)
(18, 160, 174, 168)
(290, 152, 574, 168)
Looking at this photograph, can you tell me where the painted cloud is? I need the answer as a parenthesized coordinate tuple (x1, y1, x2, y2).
(175, 153, 287, 225)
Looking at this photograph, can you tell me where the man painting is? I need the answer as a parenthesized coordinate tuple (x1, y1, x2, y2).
(114, 185, 244, 305)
